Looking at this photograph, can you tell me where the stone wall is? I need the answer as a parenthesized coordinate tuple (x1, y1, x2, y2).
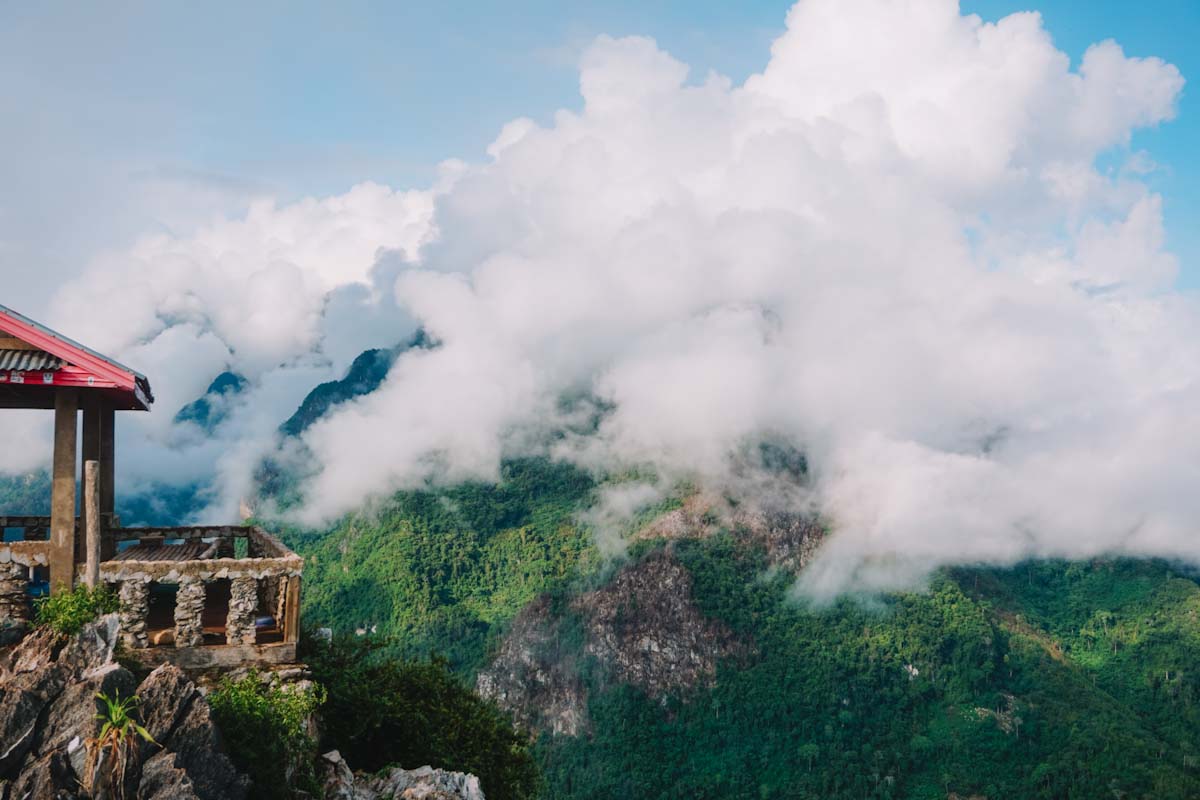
(0, 560, 30, 623)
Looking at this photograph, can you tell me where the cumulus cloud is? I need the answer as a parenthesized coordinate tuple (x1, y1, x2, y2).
(19, 0, 1198, 593)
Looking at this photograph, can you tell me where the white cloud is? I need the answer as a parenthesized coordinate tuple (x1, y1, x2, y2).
(16, 0, 1199, 594)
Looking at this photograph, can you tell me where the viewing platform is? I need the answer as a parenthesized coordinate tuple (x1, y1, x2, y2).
(0, 303, 304, 668)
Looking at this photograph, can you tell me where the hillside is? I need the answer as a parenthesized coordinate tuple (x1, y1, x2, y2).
(283, 458, 1200, 800)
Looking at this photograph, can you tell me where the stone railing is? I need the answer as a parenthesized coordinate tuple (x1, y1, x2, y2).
(98, 526, 303, 653)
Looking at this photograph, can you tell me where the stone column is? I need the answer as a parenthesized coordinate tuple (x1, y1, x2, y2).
(174, 578, 205, 648)
(226, 577, 258, 645)
(118, 580, 149, 648)
(0, 560, 30, 623)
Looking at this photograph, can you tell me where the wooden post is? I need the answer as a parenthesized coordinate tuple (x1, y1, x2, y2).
(83, 460, 101, 589)
(81, 399, 101, 562)
(283, 575, 302, 643)
(49, 389, 78, 594)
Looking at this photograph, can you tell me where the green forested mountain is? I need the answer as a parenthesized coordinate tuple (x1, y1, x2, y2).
(8, 355, 1200, 799)
(280, 456, 1200, 800)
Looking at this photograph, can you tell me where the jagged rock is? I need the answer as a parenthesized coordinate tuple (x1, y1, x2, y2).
(632, 491, 825, 573)
(33, 662, 137, 757)
(0, 618, 250, 800)
(137, 749, 203, 800)
(3, 748, 77, 800)
(319, 750, 486, 800)
(575, 550, 746, 698)
(731, 507, 824, 572)
(476, 597, 589, 736)
(144, 668, 249, 800)
(479, 550, 749, 737)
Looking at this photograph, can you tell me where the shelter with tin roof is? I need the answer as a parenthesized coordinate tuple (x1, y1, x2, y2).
(0, 304, 302, 668)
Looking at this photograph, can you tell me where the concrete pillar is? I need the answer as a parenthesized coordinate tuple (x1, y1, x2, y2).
(174, 578, 205, 647)
(118, 580, 149, 648)
(49, 389, 78, 594)
(83, 460, 101, 589)
(226, 577, 258, 645)
(0, 559, 30, 623)
(99, 401, 115, 514)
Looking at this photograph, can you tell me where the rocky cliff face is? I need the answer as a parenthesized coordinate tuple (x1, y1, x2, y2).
(634, 492, 825, 574)
(478, 549, 748, 737)
(0, 615, 249, 800)
(320, 750, 485, 800)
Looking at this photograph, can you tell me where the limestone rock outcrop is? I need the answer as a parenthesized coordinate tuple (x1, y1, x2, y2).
(0, 614, 249, 800)
(478, 549, 749, 737)
(320, 749, 486, 800)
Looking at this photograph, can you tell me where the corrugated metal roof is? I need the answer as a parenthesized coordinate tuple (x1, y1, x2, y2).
(0, 349, 63, 371)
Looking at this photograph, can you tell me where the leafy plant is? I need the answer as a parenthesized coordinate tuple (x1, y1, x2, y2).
(35, 583, 119, 636)
(303, 634, 541, 800)
(84, 690, 155, 800)
(207, 670, 325, 800)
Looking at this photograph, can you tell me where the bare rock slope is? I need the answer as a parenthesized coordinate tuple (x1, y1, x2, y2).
(0, 615, 249, 800)
(478, 549, 748, 736)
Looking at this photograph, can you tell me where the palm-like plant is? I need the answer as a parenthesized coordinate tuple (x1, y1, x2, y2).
(84, 690, 157, 799)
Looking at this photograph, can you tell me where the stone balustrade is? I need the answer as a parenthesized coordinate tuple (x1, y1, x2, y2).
(1, 524, 302, 667)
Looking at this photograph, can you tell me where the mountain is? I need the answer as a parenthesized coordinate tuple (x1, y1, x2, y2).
(174, 371, 248, 433)
(280, 329, 431, 438)
(282, 460, 1200, 800)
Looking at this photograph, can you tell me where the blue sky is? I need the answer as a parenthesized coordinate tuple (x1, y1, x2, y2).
(2, 0, 1197, 314)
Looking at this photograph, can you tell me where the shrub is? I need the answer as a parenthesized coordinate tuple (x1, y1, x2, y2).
(35, 584, 119, 636)
(303, 634, 541, 800)
(207, 670, 325, 799)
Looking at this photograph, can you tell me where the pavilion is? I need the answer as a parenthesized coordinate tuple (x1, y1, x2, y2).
(0, 303, 302, 667)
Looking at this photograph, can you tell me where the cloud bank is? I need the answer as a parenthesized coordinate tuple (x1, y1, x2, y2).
(30, 0, 1198, 593)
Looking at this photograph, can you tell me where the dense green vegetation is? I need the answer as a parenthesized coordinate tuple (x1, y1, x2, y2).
(305, 635, 540, 800)
(0, 469, 50, 517)
(287, 457, 597, 673)
(35, 584, 119, 635)
(208, 670, 326, 799)
(282, 455, 1200, 799)
(535, 540, 1200, 799)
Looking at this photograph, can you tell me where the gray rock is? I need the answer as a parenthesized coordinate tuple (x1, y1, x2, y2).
(0, 616, 250, 800)
(153, 680, 249, 800)
(319, 750, 486, 800)
(137, 749, 202, 800)
(33, 662, 137, 757)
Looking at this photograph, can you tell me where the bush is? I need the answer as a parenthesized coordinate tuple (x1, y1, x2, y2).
(35, 584, 119, 636)
(304, 634, 540, 800)
(207, 671, 325, 799)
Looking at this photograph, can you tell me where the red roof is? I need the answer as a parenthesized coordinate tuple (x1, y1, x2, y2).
(0, 304, 153, 411)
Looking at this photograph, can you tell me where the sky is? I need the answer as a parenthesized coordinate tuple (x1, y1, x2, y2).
(4, 1, 1200, 595)
(2, 0, 1198, 319)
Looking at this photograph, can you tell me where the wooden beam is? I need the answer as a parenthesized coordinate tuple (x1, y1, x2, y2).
(49, 389, 78, 593)
(0, 336, 38, 350)
(84, 460, 100, 589)
(283, 576, 302, 644)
